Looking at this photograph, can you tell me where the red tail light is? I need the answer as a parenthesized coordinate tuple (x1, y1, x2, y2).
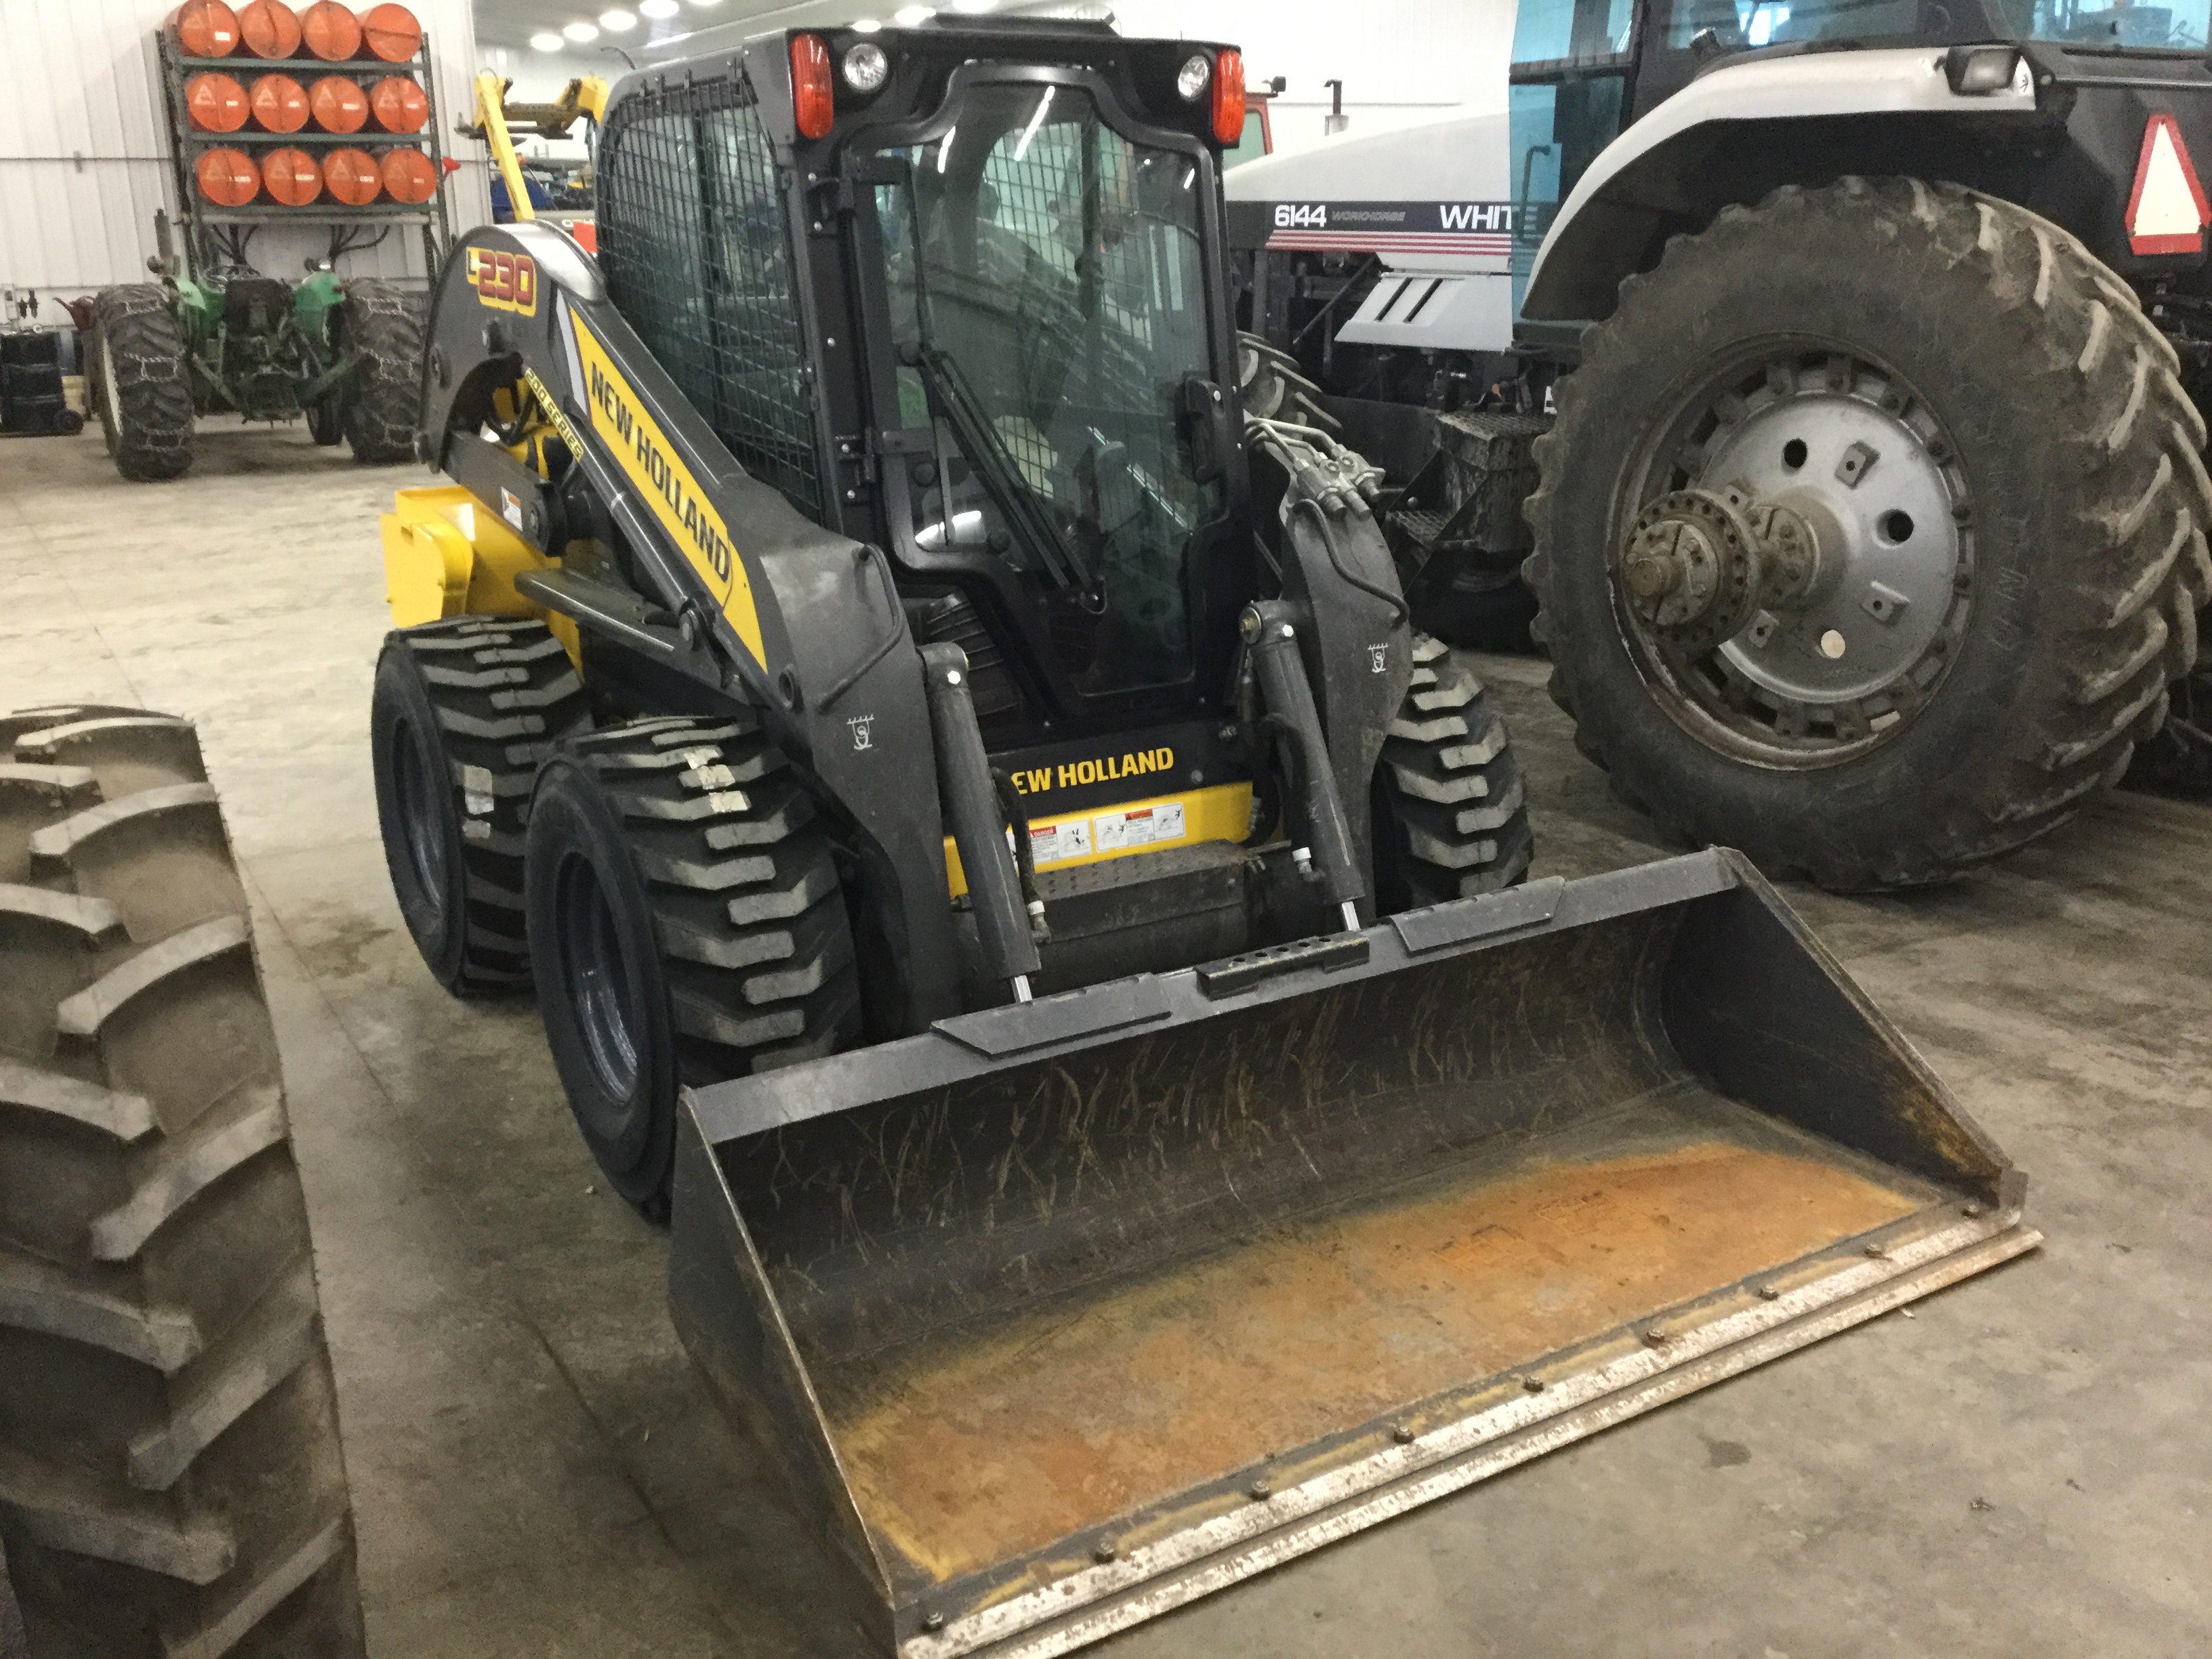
(1212, 48, 1245, 146)
(793, 33, 834, 140)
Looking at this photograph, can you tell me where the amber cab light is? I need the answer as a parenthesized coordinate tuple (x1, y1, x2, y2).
(1212, 49, 1246, 146)
(793, 33, 835, 139)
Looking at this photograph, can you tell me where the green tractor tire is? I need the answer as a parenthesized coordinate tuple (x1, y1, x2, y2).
(338, 281, 426, 466)
(89, 287, 193, 483)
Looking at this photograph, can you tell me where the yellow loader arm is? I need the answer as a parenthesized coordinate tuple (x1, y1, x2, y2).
(461, 73, 610, 224)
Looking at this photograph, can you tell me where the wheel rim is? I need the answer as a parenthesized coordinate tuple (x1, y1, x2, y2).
(552, 851, 642, 1105)
(1614, 340, 1975, 768)
(386, 712, 451, 909)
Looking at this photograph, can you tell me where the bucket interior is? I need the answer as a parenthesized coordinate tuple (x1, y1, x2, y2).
(705, 893, 1992, 1608)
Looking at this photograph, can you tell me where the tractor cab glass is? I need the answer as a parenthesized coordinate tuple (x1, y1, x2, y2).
(1509, 0, 1635, 317)
(869, 82, 1218, 697)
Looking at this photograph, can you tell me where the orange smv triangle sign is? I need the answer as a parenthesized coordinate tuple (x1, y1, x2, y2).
(2126, 113, 2211, 255)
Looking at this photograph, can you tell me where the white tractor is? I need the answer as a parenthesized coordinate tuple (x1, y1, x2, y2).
(1229, 0, 2212, 886)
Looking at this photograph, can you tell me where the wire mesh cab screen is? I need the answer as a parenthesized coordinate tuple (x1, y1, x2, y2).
(595, 70, 823, 516)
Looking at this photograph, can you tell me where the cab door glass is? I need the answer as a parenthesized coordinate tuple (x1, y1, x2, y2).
(1511, 0, 1633, 319)
(869, 85, 1218, 696)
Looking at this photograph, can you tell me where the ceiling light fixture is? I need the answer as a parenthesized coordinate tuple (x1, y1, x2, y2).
(638, 0, 679, 14)
(530, 30, 565, 49)
(851, 16, 883, 30)
(949, 0, 998, 12)
(894, 3, 936, 20)
(562, 20, 599, 41)
(600, 8, 636, 28)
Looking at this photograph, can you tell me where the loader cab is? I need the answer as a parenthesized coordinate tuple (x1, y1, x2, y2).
(853, 68, 1234, 719)
(594, 22, 1257, 746)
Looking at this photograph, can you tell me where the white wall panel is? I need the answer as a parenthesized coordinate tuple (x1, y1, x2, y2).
(0, 0, 491, 314)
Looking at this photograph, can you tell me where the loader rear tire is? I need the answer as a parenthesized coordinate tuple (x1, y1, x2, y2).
(1526, 179, 2212, 889)
(338, 281, 424, 466)
(1371, 635, 1533, 910)
(372, 617, 588, 996)
(89, 288, 193, 483)
(0, 705, 367, 1659)
(525, 716, 863, 1219)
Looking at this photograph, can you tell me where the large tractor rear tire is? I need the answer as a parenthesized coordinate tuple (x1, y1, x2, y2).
(89, 288, 193, 483)
(1371, 635, 1533, 910)
(1526, 179, 2212, 889)
(371, 617, 589, 995)
(0, 706, 366, 1659)
(338, 281, 424, 466)
(523, 717, 863, 1220)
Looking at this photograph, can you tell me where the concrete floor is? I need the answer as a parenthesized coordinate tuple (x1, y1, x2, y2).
(3, 421, 2208, 1658)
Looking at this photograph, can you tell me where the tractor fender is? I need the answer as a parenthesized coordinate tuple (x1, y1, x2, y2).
(1523, 47, 2042, 323)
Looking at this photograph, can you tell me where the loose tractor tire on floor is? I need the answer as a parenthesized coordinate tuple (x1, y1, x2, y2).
(371, 25, 2039, 1657)
(0, 707, 366, 1659)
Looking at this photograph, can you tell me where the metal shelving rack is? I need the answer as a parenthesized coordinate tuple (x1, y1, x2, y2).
(156, 32, 455, 277)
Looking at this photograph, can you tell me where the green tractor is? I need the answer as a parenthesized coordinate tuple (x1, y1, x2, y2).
(87, 214, 425, 481)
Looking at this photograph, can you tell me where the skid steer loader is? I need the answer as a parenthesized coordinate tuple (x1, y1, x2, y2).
(373, 20, 2037, 1656)
(1228, 0, 2212, 880)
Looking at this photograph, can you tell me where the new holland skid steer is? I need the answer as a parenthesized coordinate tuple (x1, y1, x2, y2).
(371, 20, 2037, 1656)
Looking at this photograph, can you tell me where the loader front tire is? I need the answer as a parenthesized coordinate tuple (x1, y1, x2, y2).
(89, 287, 193, 483)
(1526, 179, 2212, 889)
(526, 718, 862, 1219)
(1371, 635, 1533, 910)
(338, 281, 424, 466)
(0, 705, 366, 1659)
(372, 617, 588, 995)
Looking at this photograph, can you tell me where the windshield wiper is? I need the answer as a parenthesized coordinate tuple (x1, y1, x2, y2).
(913, 344, 1092, 591)
(883, 166, 1094, 592)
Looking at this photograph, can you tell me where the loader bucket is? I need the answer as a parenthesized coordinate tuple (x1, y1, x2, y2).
(669, 849, 2036, 1658)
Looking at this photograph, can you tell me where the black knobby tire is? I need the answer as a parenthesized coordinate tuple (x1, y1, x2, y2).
(337, 281, 424, 466)
(304, 396, 342, 449)
(1525, 179, 2212, 890)
(0, 706, 367, 1659)
(372, 617, 589, 996)
(525, 716, 862, 1218)
(1370, 635, 1534, 910)
(89, 287, 194, 483)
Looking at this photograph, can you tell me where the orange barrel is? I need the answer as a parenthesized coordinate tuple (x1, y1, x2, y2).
(167, 1, 241, 57)
(195, 147, 259, 206)
(366, 73, 426, 133)
(379, 146, 438, 204)
(356, 3, 422, 63)
(262, 146, 323, 205)
(323, 148, 382, 205)
(297, 0, 361, 60)
(308, 74, 368, 131)
(249, 73, 310, 132)
(183, 72, 249, 132)
(237, 0, 302, 59)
